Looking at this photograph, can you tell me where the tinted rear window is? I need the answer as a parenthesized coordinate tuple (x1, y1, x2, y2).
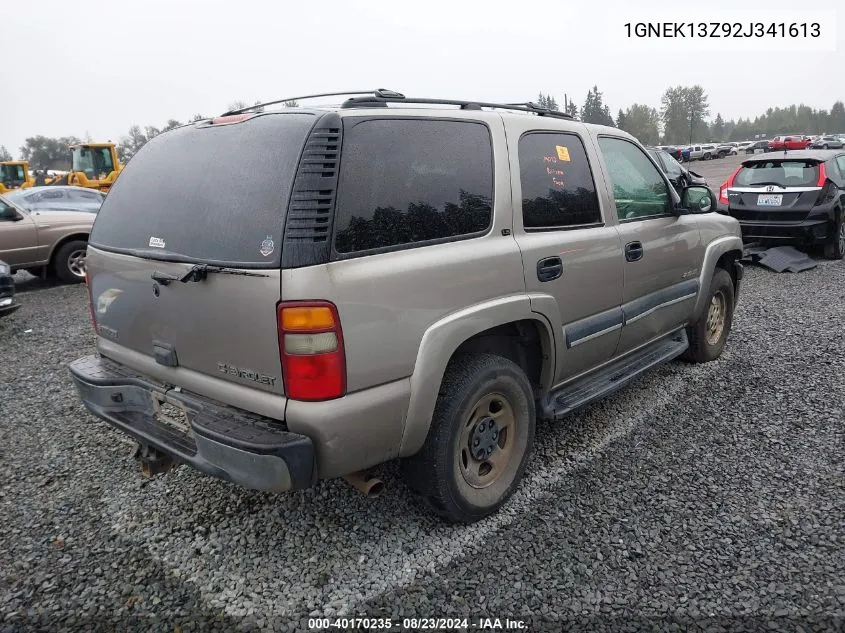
(735, 160, 820, 187)
(89, 113, 315, 267)
(333, 119, 493, 254)
(518, 132, 601, 228)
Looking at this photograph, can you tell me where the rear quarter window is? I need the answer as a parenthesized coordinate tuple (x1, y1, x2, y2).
(332, 119, 493, 255)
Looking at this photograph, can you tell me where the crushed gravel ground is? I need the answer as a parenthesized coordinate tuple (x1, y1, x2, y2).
(1, 261, 843, 632)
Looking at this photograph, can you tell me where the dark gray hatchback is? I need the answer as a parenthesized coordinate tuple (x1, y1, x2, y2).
(716, 150, 845, 259)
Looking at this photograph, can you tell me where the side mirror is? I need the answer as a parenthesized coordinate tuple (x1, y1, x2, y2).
(0, 205, 21, 221)
(681, 185, 716, 214)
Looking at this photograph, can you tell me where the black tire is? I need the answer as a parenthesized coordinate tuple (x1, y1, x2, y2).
(53, 239, 88, 283)
(401, 353, 535, 523)
(683, 268, 735, 363)
(823, 213, 845, 260)
(703, 153, 711, 160)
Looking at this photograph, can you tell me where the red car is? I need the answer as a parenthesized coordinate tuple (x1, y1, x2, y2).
(768, 135, 811, 151)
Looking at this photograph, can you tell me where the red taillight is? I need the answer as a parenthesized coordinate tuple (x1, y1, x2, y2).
(719, 166, 742, 205)
(277, 301, 346, 401)
(817, 162, 827, 187)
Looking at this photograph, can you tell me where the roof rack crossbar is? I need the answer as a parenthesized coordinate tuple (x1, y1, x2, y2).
(221, 89, 405, 116)
(221, 89, 573, 119)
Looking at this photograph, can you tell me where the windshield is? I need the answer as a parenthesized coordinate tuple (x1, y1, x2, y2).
(1, 164, 26, 187)
(735, 160, 821, 187)
(89, 113, 316, 267)
(71, 147, 115, 179)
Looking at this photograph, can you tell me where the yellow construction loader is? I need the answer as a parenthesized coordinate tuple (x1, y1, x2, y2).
(51, 143, 123, 192)
(0, 161, 35, 193)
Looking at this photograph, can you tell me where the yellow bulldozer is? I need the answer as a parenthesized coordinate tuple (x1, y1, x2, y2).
(0, 161, 35, 194)
(50, 142, 123, 192)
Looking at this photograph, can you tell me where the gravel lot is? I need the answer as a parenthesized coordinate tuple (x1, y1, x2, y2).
(1, 255, 844, 632)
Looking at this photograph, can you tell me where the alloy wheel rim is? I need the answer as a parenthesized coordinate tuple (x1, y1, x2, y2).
(458, 393, 516, 489)
(705, 291, 726, 346)
(68, 250, 87, 277)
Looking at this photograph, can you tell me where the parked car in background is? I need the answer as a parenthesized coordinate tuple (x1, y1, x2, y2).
(745, 140, 770, 154)
(715, 144, 739, 158)
(0, 259, 19, 318)
(648, 148, 709, 193)
(687, 145, 705, 161)
(717, 150, 845, 259)
(736, 141, 754, 152)
(0, 186, 104, 282)
(700, 144, 718, 160)
(66, 91, 743, 522)
(810, 136, 844, 149)
(4, 186, 105, 214)
(662, 146, 684, 162)
(769, 135, 811, 151)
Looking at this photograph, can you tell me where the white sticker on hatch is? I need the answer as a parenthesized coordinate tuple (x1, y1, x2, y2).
(259, 235, 275, 257)
(149, 236, 166, 248)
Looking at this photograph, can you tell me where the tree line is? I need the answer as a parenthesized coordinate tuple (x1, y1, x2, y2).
(537, 86, 845, 147)
(3, 91, 844, 169)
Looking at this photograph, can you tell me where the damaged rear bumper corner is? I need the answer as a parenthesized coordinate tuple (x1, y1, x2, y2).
(68, 354, 315, 492)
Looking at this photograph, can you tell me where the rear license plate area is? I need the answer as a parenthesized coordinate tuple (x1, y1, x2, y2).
(151, 394, 192, 436)
(757, 194, 783, 207)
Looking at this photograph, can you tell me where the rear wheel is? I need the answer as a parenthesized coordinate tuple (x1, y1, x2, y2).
(683, 268, 735, 363)
(53, 240, 88, 283)
(401, 353, 535, 523)
(824, 215, 845, 260)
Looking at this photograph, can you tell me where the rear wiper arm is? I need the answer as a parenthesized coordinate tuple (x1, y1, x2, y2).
(151, 265, 269, 286)
(179, 264, 269, 283)
(747, 182, 785, 188)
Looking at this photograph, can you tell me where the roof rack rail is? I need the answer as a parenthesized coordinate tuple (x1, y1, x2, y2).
(221, 89, 406, 116)
(221, 89, 573, 119)
(340, 94, 573, 119)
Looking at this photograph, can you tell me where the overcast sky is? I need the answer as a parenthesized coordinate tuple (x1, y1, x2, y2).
(2, 0, 840, 156)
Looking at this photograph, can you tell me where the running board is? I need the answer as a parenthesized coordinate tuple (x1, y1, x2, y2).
(542, 329, 689, 421)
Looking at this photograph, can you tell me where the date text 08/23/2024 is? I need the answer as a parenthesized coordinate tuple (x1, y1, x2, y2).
(307, 617, 528, 630)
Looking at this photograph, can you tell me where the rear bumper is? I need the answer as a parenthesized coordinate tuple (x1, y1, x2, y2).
(68, 354, 315, 491)
(0, 275, 19, 317)
(736, 218, 833, 245)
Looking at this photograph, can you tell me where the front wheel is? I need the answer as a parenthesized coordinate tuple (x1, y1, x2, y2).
(53, 240, 88, 283)
(683, 268, 735, 363)
(401, 353, 535, 523)
(823, 215, 845, 260)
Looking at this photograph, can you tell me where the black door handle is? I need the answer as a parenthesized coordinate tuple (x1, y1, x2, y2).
(537, 256, 563, 282)
(625, 241, 644, 262)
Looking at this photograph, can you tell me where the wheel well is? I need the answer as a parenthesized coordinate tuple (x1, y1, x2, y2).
(715, 249, 742, 292)
(49, 234, 89, 268)
(451, 320, 548, 397)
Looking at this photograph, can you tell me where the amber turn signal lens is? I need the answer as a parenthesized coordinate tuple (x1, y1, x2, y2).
(280, 306, 335, 331)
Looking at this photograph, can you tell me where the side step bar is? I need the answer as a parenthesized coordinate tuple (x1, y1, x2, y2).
(542, 329, 689, 421)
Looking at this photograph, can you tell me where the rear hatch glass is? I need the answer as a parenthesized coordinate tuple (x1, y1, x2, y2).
(735, 160, 820, 188)
(90, 112, 317, 266)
